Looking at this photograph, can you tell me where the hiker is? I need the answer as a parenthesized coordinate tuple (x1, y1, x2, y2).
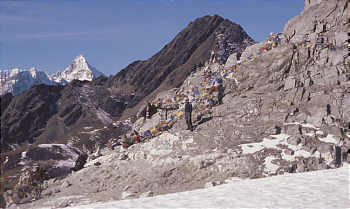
(184, 97, 193, 131)
(132, 130, 140, 144)
(146, 102, 152, 119)
(146, 102, 157, 119)
(210, 50, 215, 63)
(217, 82, 224, 105)
(191, 64, 197, 73)
(139, 103, 148, 122)
(121, 134, 129, 149)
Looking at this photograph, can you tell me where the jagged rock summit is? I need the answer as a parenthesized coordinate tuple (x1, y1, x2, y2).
(51, 55, 104, 84)
(0, 67, 55, 96)
(109, 15, 255, 118)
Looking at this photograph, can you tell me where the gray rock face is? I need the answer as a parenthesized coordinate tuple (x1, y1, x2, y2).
(287, 136, 301, 146)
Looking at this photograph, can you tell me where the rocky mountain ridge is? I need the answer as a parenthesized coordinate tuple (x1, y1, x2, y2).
(108, 15, 255, 118)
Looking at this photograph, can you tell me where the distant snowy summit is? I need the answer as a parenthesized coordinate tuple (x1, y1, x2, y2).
(0, 55, 104, 96)
(51, 55, 104, 84)
(0, 67, 55, 96)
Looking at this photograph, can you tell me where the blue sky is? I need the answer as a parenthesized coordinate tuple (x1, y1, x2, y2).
(0, 0, 304, 76)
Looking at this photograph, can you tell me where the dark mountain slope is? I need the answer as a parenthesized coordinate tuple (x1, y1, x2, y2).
(108, 15, 254, 117)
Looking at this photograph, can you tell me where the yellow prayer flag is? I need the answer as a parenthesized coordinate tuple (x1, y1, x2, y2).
(176, 111, 183, 118)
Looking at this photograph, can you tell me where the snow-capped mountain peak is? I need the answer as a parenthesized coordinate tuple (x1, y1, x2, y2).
(0, 67, 55, 96)
(51, 55, 104, 84)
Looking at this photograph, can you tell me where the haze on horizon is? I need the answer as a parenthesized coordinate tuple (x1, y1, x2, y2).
(0, 0, 304, 76)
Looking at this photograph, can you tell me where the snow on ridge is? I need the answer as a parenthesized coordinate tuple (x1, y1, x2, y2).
(239, 133, 320, 162)
(0, 67, 56, 95)
(318, 134, 339, 144)
(1, 55, 105, 95)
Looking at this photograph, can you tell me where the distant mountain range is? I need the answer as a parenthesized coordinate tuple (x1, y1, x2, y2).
(0, 55, 104, 95)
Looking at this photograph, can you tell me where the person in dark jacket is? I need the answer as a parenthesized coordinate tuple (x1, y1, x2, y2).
(184, 98, 193, 131)
(217, 83, 224, 105)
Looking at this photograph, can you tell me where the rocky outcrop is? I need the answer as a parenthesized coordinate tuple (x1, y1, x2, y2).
(1, 84, 63, 150)
(21, 144, 87, 178)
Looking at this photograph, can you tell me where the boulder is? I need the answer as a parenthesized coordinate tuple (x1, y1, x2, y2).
(283, 124, 302, 136)
(224, 53, 239, 69)
(284, 149, 295, 155)
(61, 180, 72, 188)
(287, 136, 301, 146)
(284, 77, 296, 91)
(24, 144, 86, 179)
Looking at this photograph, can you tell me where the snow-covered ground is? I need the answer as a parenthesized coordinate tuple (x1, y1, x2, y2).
(46, 164, 349, 209)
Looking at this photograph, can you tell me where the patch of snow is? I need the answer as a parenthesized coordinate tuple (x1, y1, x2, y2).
(284, 122, 319, 130)
(304, 132, 314, 136)
(60, 164, 350, 209)
(319, 134, 338, 144)
(263, 155, 280, 175)
(80, 127, 106, 134)
(56, 159, 76, 168)
(38, 143, 65, 148)
(240, 134, 290, 154)
(316, 130, 324, 135)
(21, 151, 27, 159)
(240, 142, 264, 154)
(149, 148, 172, 156)
(239, 133, 320, 162)
(301, 123, 318, 129)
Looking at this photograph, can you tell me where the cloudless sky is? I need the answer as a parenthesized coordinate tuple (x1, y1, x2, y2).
(0, 0, 304, 76)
